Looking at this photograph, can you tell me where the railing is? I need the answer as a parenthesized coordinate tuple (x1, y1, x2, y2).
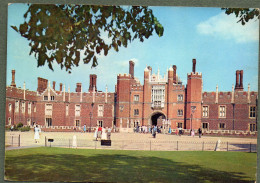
(5, 134, 20, 147)
(44, 137, 257, 152)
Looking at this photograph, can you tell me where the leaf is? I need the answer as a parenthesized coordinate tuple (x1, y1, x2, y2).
(11, 26, 19, 32)
(12, 4, 164, 73)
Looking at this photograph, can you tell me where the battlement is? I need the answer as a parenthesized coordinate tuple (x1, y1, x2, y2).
(117, 73, 131, 78)
(202, 91, 258, 104)
(188, 72, 202, 77)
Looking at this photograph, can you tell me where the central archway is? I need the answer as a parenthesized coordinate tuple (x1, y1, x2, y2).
(150, 112, 166, 127)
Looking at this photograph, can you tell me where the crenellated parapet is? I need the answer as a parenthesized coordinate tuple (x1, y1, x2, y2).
(202, 90, 258, 104)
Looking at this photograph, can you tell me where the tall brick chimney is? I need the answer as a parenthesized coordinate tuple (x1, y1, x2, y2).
(235, 70, 244, 91)
(60, 83, 63, 91)
(37, 77, 48, 93)
(129, 60, 135, 79)
(11, 70, 16, 87)
(235, 70, 240, 89)
(76, 83, 82, 92)
(192, 59, 196, 73)
(240, 70, 243, 89)
(89, 74, 97, 92)
(53, 81, 56, 90)
(173, 65, 177, 83)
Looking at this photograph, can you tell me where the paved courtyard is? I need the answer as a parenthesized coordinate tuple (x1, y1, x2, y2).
(5, 131, 257, 151)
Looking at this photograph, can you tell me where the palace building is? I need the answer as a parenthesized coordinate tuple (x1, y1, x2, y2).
(5, 59, 258, 132)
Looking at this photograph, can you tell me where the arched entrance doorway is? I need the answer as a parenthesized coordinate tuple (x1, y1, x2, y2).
(151, 112, 166, 127)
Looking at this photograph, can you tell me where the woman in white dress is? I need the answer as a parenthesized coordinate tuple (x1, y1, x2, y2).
(34, 125, 40, 143)
(93, 126, 98, 141)
(101, 127, 107, 140)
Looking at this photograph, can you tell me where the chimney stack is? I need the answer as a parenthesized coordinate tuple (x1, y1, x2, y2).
(37, 77, 48, 93)
(240, 70, 243, 89)
(192, 59, 196, 73)
(60, 83, 63, 91)
(53, 81, 56, 90)
(76, 83, 82, 92)
(173, 65, 177, 83)
(129, 60, 135, 79)
(235, 70, 240, 88)
(11, 70, 16, 87)
(89, 74, 97, 92)
(235, 70, 244, 91)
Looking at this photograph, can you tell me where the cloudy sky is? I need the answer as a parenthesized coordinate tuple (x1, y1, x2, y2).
(7, 4, 259, 93)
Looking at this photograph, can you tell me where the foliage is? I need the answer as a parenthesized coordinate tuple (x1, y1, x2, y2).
(20, 126, 31, 132)
(6, 124, 31, 132)
(5, 147, 257, 182)
(11, 4, 164, 73)
(16, 122, 24, 128)
(222, 8, 259, 25)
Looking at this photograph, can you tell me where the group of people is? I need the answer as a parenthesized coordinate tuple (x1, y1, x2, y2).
(174, 128, 202, 137)
(134, 125, 171, 134)
(93, 126, 112, 141)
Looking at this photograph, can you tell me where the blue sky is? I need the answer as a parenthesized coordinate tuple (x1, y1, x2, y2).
(7, 4, 259, 93)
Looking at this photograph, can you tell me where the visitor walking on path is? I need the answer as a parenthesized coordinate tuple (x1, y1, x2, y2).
(34, 125, 41, 143)
(152, 125, 157, 138)
(198, 128, 202, 138)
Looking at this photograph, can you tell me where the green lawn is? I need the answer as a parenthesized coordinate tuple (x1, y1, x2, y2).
(5, 147, 256, 182)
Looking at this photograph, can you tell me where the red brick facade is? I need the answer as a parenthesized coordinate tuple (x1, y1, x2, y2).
(5, 59, 258, 132)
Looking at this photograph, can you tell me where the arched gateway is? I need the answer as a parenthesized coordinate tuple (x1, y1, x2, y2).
(149, 112, 166, 127)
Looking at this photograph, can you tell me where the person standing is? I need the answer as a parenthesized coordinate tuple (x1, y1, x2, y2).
(107, 127, 112, 140)
(191, 129, 195, 137)
(101, 127, 107, 140)
(152, 125, 157, 138)
(94, 126, 98, 141)
(83, 124, 86, 133)
(34, 125, 40, 143)
(198, 128, 202, 138)
(98, 125, 102, 139)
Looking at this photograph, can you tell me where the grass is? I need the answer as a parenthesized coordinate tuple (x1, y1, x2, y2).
(5, 147, 256, 182)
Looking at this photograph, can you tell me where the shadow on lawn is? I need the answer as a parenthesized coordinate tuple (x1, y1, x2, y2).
(5, 151, 253, 182)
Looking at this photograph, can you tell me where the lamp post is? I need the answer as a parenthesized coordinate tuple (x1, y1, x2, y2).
(89, 112, 92, 132)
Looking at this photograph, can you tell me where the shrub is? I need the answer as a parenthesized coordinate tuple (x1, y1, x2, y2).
(17, 122, 24, 128)
(20, 126, 31, 132)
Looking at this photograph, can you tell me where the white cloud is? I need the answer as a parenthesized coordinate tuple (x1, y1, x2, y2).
(197, 12, 259, 43)
(117, 58, 139, 67)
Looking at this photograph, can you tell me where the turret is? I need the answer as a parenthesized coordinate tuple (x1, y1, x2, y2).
(186, 58, 202, 130)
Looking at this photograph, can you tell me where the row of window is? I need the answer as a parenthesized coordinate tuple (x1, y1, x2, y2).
(9, 101, 35, 114)
(202, 123, 256, 132)
(45, 118, 104, 127)
(133, 109, 184, 116)
(133, 94, 183, 102)
(46, 104, 105, 117)
(202, 106, 256, 118)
